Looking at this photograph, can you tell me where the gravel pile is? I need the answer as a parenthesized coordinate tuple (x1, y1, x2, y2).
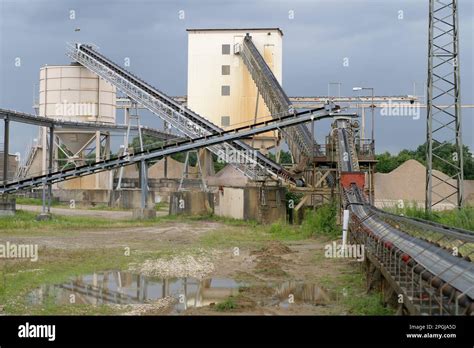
(129, 254, 215, 280)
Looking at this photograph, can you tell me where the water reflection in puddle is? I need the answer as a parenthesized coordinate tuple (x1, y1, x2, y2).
(264, 281, 331, 308)
(27, 271, 332, 313)
(27, 271, 242, 313)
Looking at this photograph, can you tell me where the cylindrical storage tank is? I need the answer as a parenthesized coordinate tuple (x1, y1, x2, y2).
(38, 64, 116, 191)
(39, 63, 116, 123)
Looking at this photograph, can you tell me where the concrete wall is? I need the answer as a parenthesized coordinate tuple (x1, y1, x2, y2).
(187, 28, 282, 149)
(214, 186, 286, 223)
(54, 188, 156, 209)
(0, 153, 18, 181)
(0, 198, 16, 216)
(54, 189, 111, 206)
(169, 191, 214, 216)
(110, 189, 155, 209)
(215, 187, 245, 219)
(244, 186, 286, 223)
(60, 171, 112, 191)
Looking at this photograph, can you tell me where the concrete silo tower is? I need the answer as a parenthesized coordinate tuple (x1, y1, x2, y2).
(186, 28, 283, 152)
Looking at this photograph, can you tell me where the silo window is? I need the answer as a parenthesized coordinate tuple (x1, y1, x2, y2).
(221, 65, 230, 75)
(221, 85, 230, 96)
(222, 44, 230, 55)
(221, 116, 230, 127)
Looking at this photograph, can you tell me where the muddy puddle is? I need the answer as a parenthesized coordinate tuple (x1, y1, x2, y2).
(27, 271, 333, 313)
(273, 281, 331, 307)
(27, 271, 243, 313)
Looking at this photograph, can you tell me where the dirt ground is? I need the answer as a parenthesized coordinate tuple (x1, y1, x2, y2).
(0, 209, 368, 316)
(17, 204, 168, 220)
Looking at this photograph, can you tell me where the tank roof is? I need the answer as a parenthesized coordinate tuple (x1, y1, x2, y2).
(186, 28, 283, 36)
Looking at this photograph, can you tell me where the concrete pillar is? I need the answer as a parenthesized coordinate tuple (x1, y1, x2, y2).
(140, 160, 147, 209)
(198, 149, 215, 177)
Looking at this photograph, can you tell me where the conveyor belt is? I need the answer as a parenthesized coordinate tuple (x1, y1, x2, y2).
(0, 108, 178, 141)
(335, 121, 474, 311)
(0, 107, 332, 194)
(238, 34, 316, 165)
(66, 43, 312, 183)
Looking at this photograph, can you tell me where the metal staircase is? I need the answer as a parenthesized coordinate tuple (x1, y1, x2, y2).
(65, 43, 292, 182)
(237, 34, 315, 164)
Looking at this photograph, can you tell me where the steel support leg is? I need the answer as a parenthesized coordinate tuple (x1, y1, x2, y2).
(3, 119, 9, 185)
(48, 126, 54, 213)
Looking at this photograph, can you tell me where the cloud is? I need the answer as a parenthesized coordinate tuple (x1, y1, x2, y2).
(0, 0, 472, 155)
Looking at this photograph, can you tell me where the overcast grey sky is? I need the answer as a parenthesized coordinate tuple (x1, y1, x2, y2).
(0, 0, 472, 156)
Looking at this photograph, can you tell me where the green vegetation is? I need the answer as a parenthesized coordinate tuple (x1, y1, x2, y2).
(0, 247, 171, 315)
(268, 203, 340, 239)
(387, 203, 474, 231)
(155, 201, 169, 211)
(268, 150, 293, 165)
(214, 296, 237, 312)
(0, 210, 169, 236)
(319, 267, 394, 315)
(0, 208, 382, 315)
(130, 134, 165, 153)
(301, 203, 339, 237)
(337, 271, 394, 315)
(376, 142, 474, 179)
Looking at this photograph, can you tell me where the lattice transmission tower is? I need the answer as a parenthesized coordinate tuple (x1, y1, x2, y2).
(426, 0, 464, 211)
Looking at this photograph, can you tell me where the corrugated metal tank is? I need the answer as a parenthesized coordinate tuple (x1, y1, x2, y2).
(39, 64, 116, 123)
(38, 64, 116, 190)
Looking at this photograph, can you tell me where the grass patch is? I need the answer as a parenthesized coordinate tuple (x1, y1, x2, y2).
(268, 220, 308, 241)
(198, 225, 269, 249)
(0, 245, 175, 315)
(267, 203, 340, 240)
(387, 203, 474, 231)
(0, 210, 170, 236)
(214, 296, 237, 312)
(320, 265, 394, 315)
(338, 271, 393, 315)
(155, 202, 169, 211)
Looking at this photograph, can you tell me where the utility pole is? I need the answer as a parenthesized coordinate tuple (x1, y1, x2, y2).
(426, 0, 463, 211)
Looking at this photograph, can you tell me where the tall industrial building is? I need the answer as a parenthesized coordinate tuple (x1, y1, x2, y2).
(186, 28, 283, 151)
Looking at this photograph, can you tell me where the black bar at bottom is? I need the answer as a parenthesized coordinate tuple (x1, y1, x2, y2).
(0, 316, 472, 346)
